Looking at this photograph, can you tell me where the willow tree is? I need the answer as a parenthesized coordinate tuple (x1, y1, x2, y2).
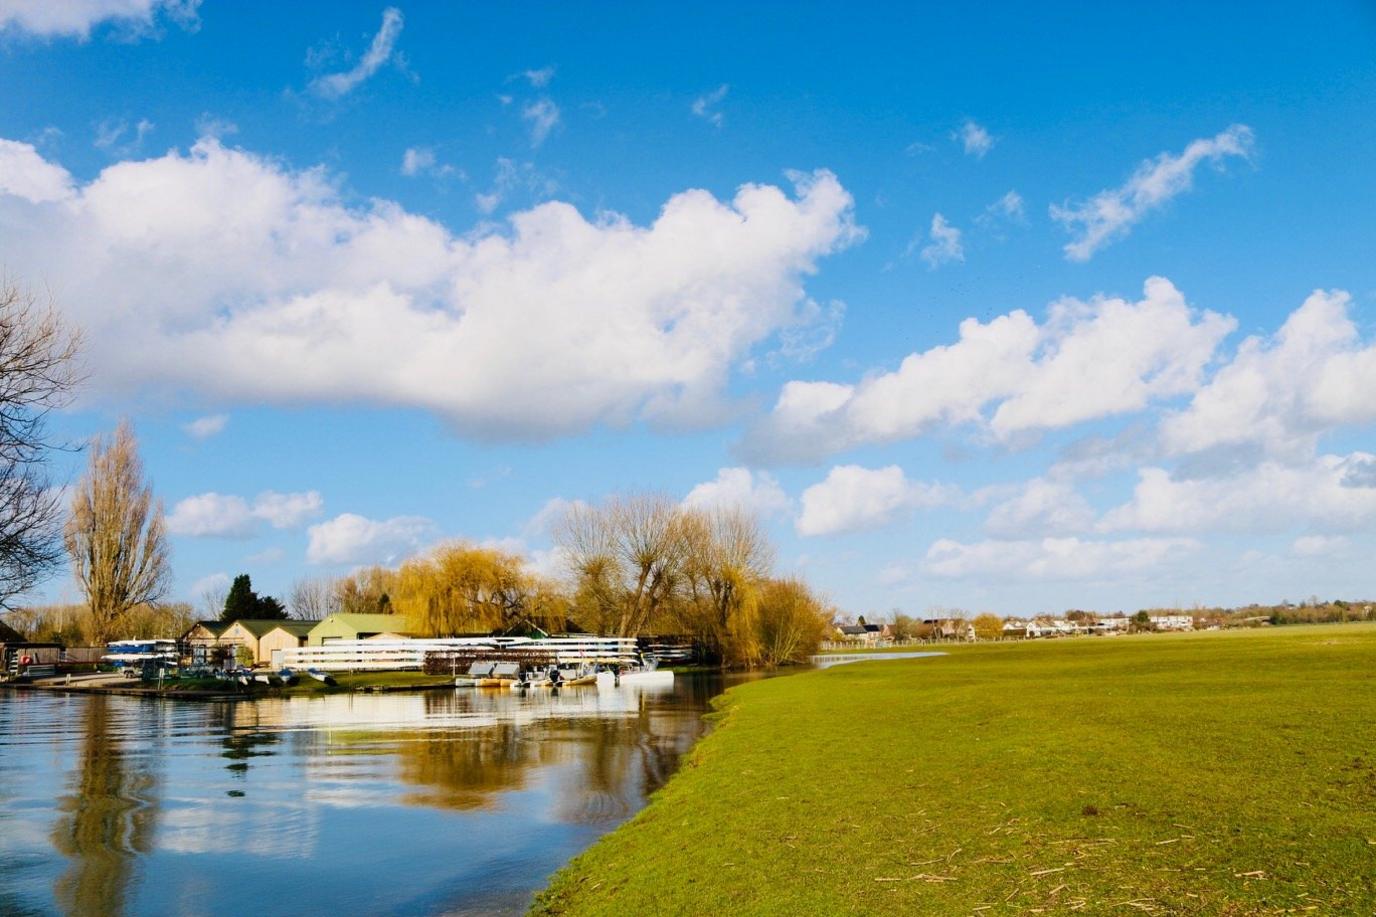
(0, 282, 81, 608)
(554, 494, 694, 637)
(395, 543, 539, 636)
(65, 421, 170, 642)
(754, 577, 832, 666)
(681, 507, 773, 665)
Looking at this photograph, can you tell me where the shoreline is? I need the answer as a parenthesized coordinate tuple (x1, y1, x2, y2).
(0, 671, 458, 700)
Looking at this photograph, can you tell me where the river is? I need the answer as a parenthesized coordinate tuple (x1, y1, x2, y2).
(0, 673, 748, 916)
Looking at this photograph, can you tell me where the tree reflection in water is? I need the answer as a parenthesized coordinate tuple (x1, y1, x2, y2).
(386, 684, 715, 822)
(49, 695, 158, 917)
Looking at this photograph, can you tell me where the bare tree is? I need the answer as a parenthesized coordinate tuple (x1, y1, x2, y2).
(289, 575, 340, 620)
(0, 282, 81, 608)
(65, 421, 170, 642)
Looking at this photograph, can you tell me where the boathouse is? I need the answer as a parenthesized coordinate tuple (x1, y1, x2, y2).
(307, 612, 417, 646)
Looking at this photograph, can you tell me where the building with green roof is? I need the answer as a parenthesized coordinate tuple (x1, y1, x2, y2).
(306, 613, 416, 646)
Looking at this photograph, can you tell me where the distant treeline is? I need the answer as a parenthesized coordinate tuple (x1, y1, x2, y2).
(1135, 599, 1375, 628)
(4, 602, 195, 646)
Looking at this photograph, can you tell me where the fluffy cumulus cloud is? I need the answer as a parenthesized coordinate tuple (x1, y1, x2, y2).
(682, 467, 790, 518)
(309, 7, 404, 99)
(796, 465, 957, 536)
(0, 138, 859, 438)
(0, 0, 200, 40)
(984, 477, 1096, 538)
(1052, 124, 1254, 261)
(746, 277, 1233, 462)
(167, 490, 323, 537)
(1100, 453, 1376, 536)
(923, 536, 1199, 580)
(0, 139, 75, 202)
(1160, 289, 1376, 460)
(306, 512, 434, 565)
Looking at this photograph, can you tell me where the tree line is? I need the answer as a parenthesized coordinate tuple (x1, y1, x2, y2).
(280, 495, 835, 666)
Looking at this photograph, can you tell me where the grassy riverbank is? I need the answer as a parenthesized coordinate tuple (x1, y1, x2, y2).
(533, 624, 1376, 915)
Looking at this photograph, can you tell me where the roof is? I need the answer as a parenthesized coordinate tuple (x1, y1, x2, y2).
(184, 620, 231, 638)
(313, 613, 415, 634)
(228, 618, 319, 638)
(0, 617, 25, 643)
(838, 625, 867, 635)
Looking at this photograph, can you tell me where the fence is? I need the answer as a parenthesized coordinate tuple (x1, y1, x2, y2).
(275, 635, 645, 673)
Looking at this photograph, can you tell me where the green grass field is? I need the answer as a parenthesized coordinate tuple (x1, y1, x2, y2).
(533, 625, 1376, 915)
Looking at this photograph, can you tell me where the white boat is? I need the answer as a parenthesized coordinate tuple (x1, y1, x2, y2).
(595, 668, 674, 688)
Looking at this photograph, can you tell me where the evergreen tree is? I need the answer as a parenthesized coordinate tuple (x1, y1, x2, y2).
(221, 574, 259, 623)
(221, 573, 289, 622)
(256, 595, 288, 620)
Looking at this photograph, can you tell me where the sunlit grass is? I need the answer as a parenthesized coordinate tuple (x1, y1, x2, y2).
(533, 624, 1376, 915)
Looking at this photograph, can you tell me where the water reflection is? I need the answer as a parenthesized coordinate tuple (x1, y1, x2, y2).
(0, 674, 738, 916)
(49, 695, 159, 917)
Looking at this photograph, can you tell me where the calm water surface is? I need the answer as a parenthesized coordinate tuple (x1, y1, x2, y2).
(0, 673, 747, 916)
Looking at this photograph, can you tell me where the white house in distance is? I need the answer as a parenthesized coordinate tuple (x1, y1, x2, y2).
(1149, 614, 1195, 632)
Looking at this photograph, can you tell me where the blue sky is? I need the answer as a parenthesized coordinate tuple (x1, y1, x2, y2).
(2, 1, 1374, 617)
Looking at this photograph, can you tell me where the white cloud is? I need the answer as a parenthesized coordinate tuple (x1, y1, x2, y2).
(954, 119, 995, 158)
(796, 465, 957, 536)
(1051, 124, 1254, 261)
(923, 536, 1199, 580)
(0, 139, 858, 438)
(306, 512, 433, 565)
(309, 7, 404, 99)
(683, 467, 790, 518)
(189, 571, 230, 597)
(919, 213, 964, 268)
(979, 190, 1025, 225)
(193, 113, 237, 139)
(252, 490, 325, 529)
(523, 497, 589, 537)
(1160, 289, 1376, 459)
(984, 478, 1096, 537)
(521, 98, 560, 147)
(521, 66, 555, 88)
(183, 413, 227, 439)
(691, 84, 729, 127)
(0, 0, 200, 40)
(167, 493, 256, 537)
(1292, 535, 1348, 558)
(1100, 453, 1376, 536)
(167, 490, 323, 537)
(0, 139, 75, 203)
(746, 277, 1233, 462)
(400, 146, 434, 176)
(400, 146, 457, 179)
(93, 117, 155, 156)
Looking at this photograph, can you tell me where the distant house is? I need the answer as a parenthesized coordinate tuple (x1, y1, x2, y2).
(1093, 616, 1129, 634)
(924, 618, 975, 641)
(863, 622, 892, 640)
(835, 624, 871, 644)
(1001, 619, 1029, 639)
(1149, 614, 1194, 632)
(307, 613, 416, 646)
